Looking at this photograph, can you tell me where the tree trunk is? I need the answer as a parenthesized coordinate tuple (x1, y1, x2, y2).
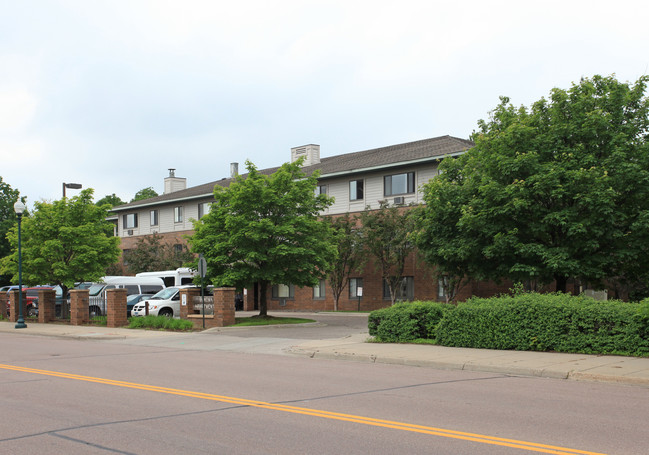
(258, 280, 268, 316)
(555, 275, 568, 293)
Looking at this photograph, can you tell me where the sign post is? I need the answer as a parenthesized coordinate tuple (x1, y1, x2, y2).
(198, 255, 207, 329)
(356, 286, 363, 311)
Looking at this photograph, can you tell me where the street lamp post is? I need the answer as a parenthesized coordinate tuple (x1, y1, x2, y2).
(14, 201, 27, 329)
(62, 182, 82, 198)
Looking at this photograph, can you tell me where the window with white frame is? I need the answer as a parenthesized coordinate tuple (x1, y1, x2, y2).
(349, 180, 364, 201)
(383, 276, 414, 301)
(150, 210, 158, 226)
(123, 213, 138, 229)
(316, 185, 327, 195)
(438, 277, 447, 299)
(313, 280, 326, 299)
(384, 172, 415, 196)
(174, 206, 183, 223)
(349, 278, 363, 298)
(272, 284, 295, 299)
(198, 202, 211, 218)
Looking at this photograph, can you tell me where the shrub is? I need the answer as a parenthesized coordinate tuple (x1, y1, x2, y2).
(368, 301, 451, 342)
(128, 315, 194, 331)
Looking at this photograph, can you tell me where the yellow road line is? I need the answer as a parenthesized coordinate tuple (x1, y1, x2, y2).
(0, 363, 606, 455)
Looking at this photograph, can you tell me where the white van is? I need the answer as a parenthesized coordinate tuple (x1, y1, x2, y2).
(87, 276, 166, 317)
(135, 267, 197, 287)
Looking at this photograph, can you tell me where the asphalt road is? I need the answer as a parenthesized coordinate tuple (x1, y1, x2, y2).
(1, 321, 648, 454)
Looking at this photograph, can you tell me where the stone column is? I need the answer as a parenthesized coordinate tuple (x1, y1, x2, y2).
(38, 289, 56, 323)
(0, 291, 7, 319)
(106, 288, 128, 328)
(179, 287, 201, 318)
(214, 287, 236, 327)
(70, 289, 90, 326)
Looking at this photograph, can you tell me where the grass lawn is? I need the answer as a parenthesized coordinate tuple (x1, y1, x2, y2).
(232, 315, 316, 327)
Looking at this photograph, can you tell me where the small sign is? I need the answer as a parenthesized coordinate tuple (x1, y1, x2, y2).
(198, 254, 207, 278)
(182, 294, 187, 306)
(357, 287, 363, 297)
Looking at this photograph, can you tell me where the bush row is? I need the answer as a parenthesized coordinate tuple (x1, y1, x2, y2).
(368, 293, 649, 357)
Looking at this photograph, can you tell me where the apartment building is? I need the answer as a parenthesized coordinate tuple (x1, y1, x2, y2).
(112, 136, 509, 311)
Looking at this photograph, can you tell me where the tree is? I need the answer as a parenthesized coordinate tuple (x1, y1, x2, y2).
(0, 189, 121, 296)
(326, 213, 363, 311)
(189, 159, 336, 316)
(418, 75, 649, 294)
(123, 233, 194, 274)
(131, 187, 158, 202)
(96, 193, 125, 207)
(359, 201, 417, 305)
(0, 177, 24, 285)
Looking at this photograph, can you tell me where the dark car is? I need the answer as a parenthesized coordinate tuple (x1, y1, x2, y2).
(126, 293, 154, 317)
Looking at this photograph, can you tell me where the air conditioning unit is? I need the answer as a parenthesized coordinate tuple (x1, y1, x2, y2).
(127, 230, 133, 236)
(394, 196, 405, 205)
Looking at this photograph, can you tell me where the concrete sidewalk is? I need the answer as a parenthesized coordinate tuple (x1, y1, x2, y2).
(2, 320, 649, 387)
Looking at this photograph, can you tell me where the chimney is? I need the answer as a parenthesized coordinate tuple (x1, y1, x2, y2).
(164, 168, 187, 194)
(230, 162, 239, 178)
(291, 144, 320, 167)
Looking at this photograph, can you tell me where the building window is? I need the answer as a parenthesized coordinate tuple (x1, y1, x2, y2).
(384, 172, 415, 196)
(123, 214, 138, 229)
(150, 210, 158, 226)
(272, 284, 295, 299)
(313, 280, 326, 299)
(174, 206, 183, 223)
(198, 202, 211, 218)
(316, 185, 327, 195)
(349, 180, 364, 201)
(349, 278, 363, 298)
(383, 276, 414, 301)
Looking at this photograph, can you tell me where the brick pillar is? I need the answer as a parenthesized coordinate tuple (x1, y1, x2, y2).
(0, 291, 7, 319)
(8, 290, 18, 323)
(214, 287, 236, 327)
(70, 289, 89, 325)
(106, 288, 128, 328)
(38, 289, 56, 323)
(179, 288, 201, 318)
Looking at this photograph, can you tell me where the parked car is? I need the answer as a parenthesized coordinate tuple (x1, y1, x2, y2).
(5, 286, 56, 317)
(131, 285, 199, 318)
(0, 285, 19, 293)
(126, 293, 154, 317)
(87, 276, 166, 317)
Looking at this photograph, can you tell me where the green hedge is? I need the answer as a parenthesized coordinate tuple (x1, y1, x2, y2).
(368, 301, 452, 342)
(368, 293, 649, 356)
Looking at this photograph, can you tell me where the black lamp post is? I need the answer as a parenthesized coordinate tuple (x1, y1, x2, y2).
(14, 201, 27, 329)
(62, 182, 82, 198)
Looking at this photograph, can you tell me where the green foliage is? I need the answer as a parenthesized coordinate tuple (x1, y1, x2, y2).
(123, 233, 194, 274)
(418, 75, 649, 293)
(189, 159, 336, 316)
(0, 189, 121, 295)
(128, 315, 194, 331)
(0, 177, 24, 286)
(326, 213, 363, 310)
(434, 293, 649, 356)
(368, 301, 451, 342)
(95, 193, 125, 208)
(131, 187, 159, 202)
(360, 201, 417, 305)
(369, 293, 649, 356)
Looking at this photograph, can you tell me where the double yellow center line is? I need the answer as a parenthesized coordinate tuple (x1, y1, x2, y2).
(0, 363, 605, 455)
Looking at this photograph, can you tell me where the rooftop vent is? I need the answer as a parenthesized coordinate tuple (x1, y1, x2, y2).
(291, 144, 320, 167)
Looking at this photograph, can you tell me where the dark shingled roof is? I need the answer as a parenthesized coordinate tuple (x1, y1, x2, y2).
(112, 135, 473, 212)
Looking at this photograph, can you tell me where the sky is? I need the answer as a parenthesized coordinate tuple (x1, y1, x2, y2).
(1, 0, 648, 207)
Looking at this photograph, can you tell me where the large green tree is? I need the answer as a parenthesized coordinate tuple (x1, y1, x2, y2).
(123, 233, 194, 274)
(359, 201, 417, 305)
(131, 187, 159, 202)
(189, 160, 336, 316)
(418, 75, 649, 294)
(96, 193, 125, 207)
(0, 177, 24, 285)
(1, 189, 121, 296)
